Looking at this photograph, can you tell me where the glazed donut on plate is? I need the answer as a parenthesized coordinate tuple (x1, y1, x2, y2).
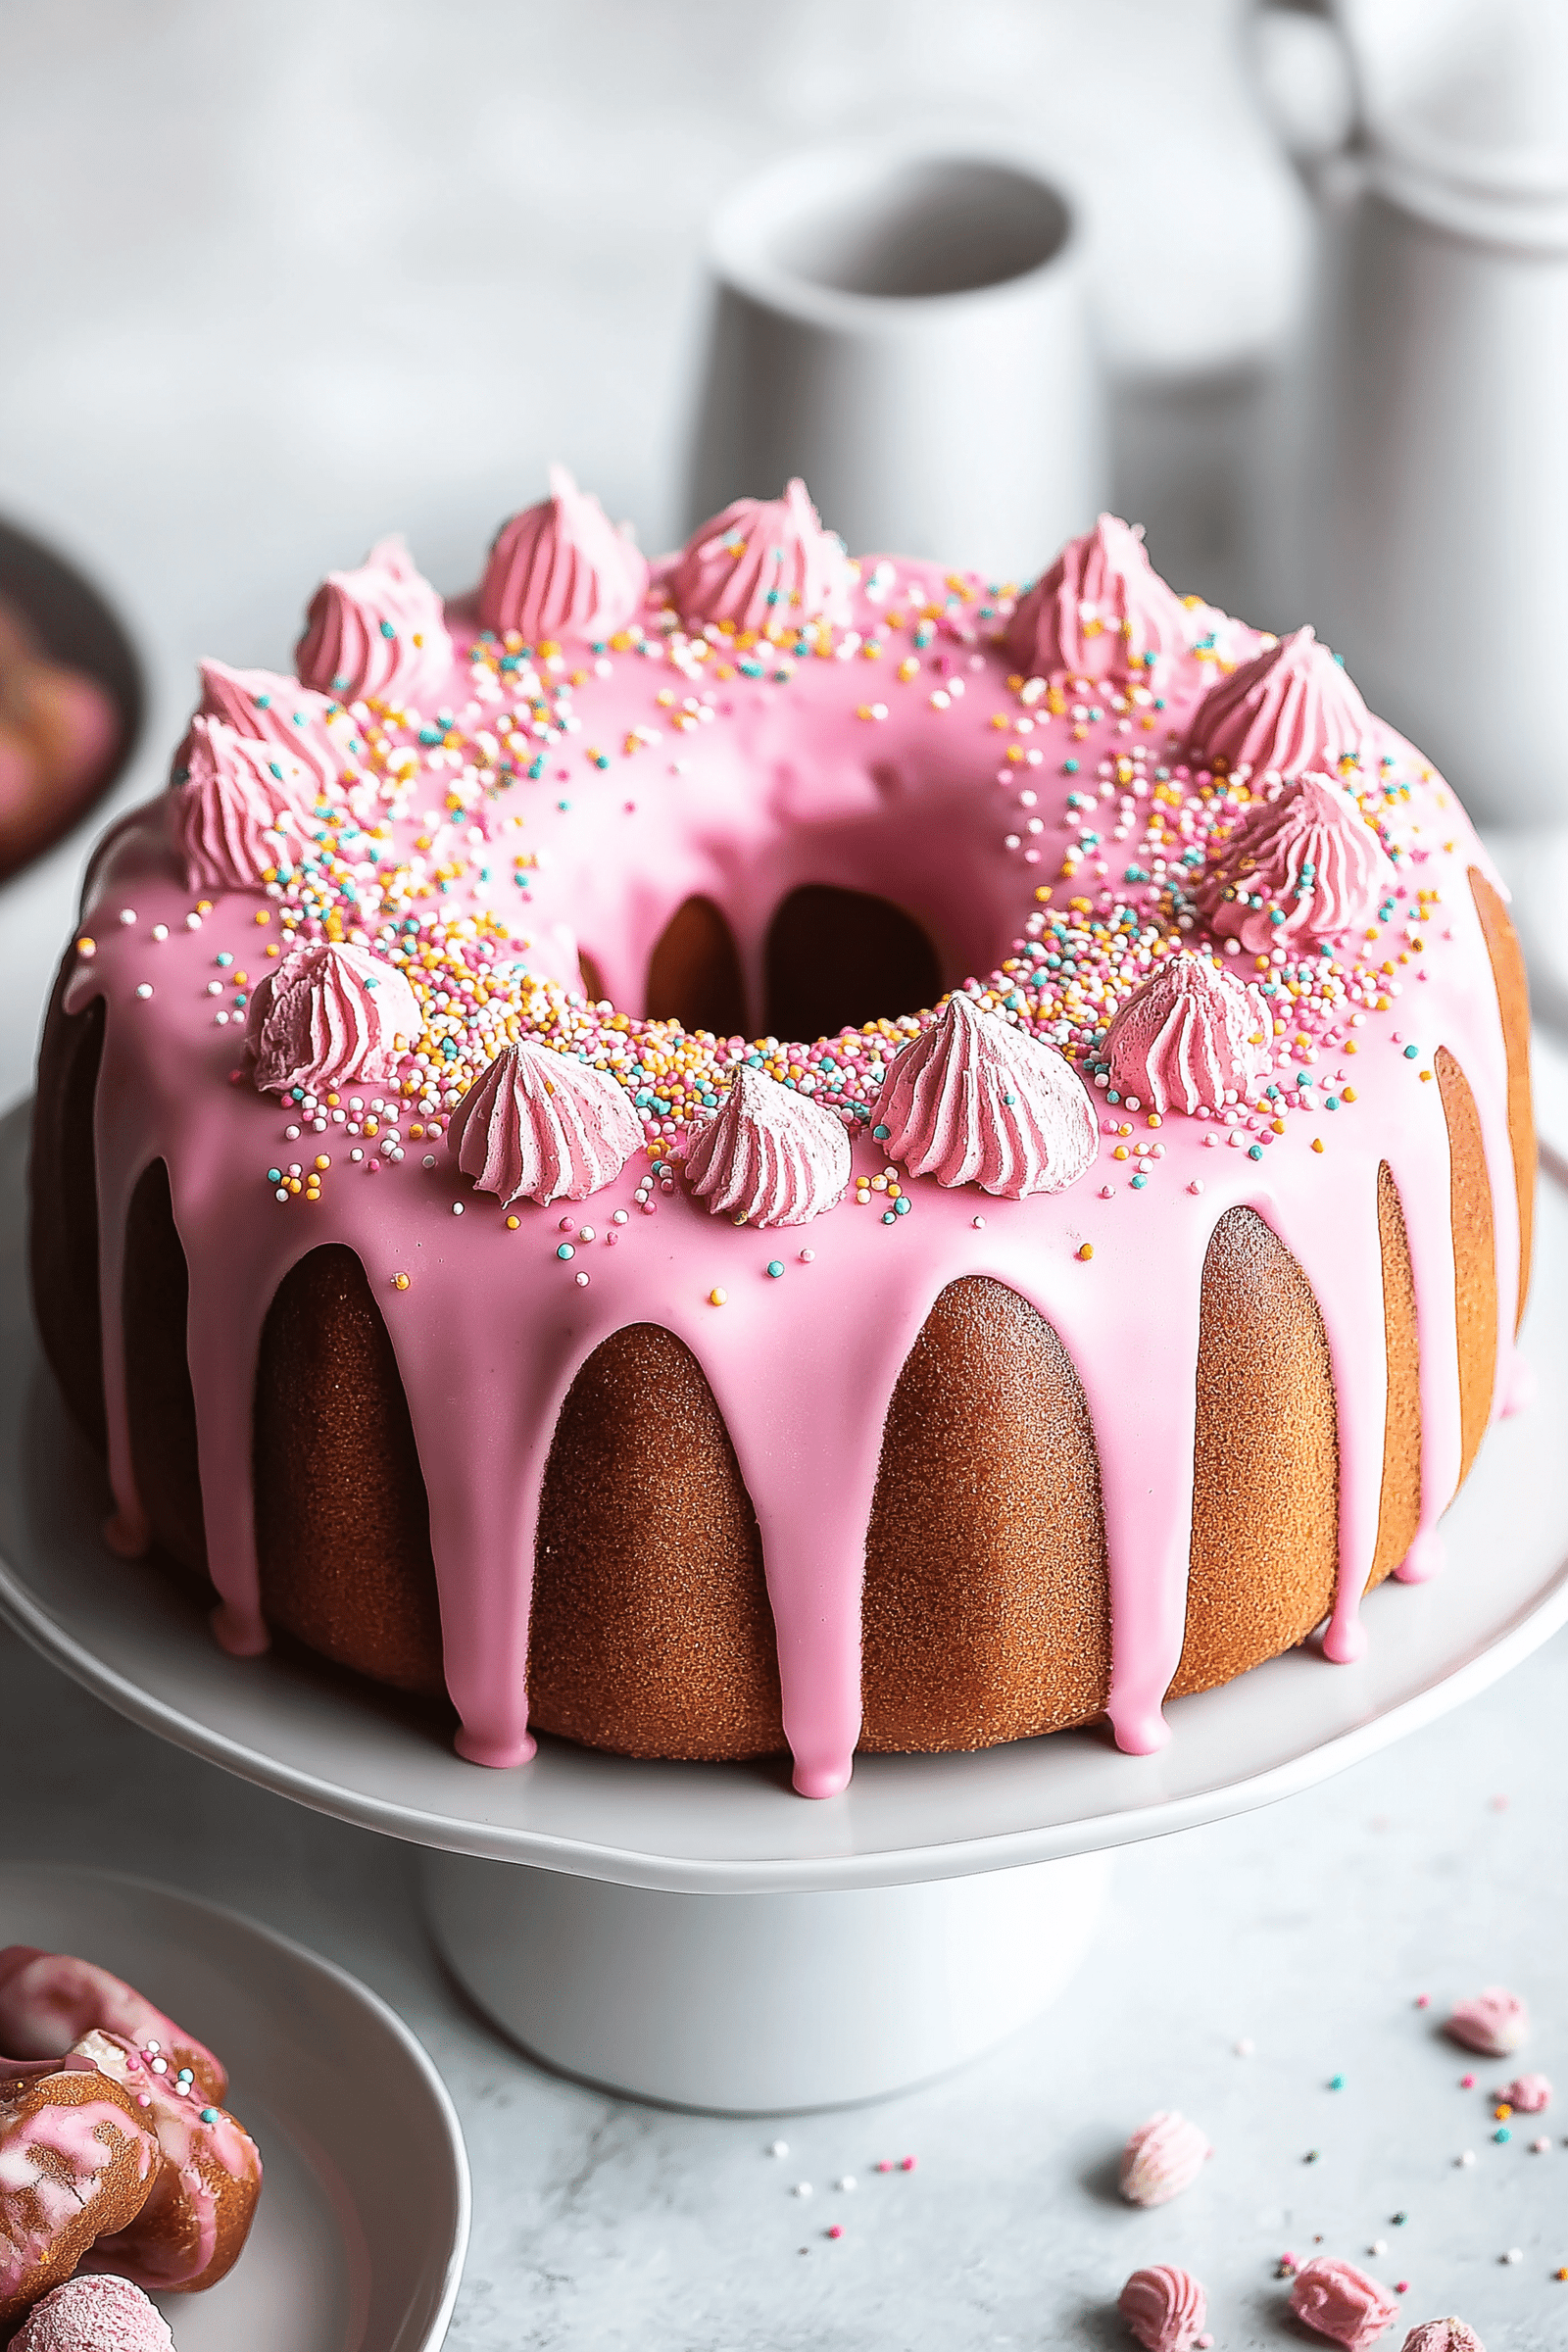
(0, 2057, 159, 2330)
(0, 1948, 224, 2104)
(71, 2029, 260, 2293)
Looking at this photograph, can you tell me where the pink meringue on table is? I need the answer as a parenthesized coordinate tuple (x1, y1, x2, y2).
(479, 465, 650, 645)
(9, 2275, 175, 2352)
(188, 657, 355, 795)
(167, 713, 316, 893)
(1399, 2323, 1485, 2352)
(871, 993, 1099, 1200)
(1102, 952, 1271, 1117)
(1193, 771, 1395, 954)
(1290, 2256, 1400, 2348)
(1446, 1987, 1529, 2057)
(683, 1065, 851, 1227)
(295, 534, 453, 706)
(1119, 2264, 1208, 2352)
(1004, 514, 1190, 685)
(1186, 624, 1373, 781)
(1117, 2111, 1211, 2207)
(670, 478, 853, 633)
(449, 1038, 644, 1208)
(245, 940, 422, 1100)
(1500, 2071, 1550, 2111)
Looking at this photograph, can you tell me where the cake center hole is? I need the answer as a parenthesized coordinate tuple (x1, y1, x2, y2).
(768, 157, 1070, 300)
(763, 885, 941, 1043)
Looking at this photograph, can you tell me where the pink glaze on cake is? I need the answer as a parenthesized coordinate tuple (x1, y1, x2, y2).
(10, 2276, 174, 2352)
(1119, 2264, 1208, 2352)
(296, 536, 452, 705)
(244, 940, 421, 1100)
(682, 1066, 851, 1228)
(449, 1038, 644, 1209)
(168, 716, 316, 895)
(871, 994, 1100, 1198)
(1195, 773, 1395, 954)
(480, 465, 650, 646)
(59, 503, 1527, 1796)
(670, 479, 852, 632)
(1290, 2257, 1400, 2348)
(1005, 513, 1190, 684)
(1188, 624, 1373, 781)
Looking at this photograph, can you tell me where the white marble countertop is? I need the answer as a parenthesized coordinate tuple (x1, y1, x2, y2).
(2, 1608, 1563, 2351)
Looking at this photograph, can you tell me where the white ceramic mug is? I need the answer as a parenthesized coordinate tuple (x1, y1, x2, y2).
(686, 138, 1106, 584)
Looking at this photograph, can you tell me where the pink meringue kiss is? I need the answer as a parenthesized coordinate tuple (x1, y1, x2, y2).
(245, 940, 421, 1100)
(480, 465, 650, 646)
(1119, 2265, 1208, 2352)
(189, 657, 355, 795)
(1102, 952, 1271, 1117)
(1194, 771, 1394, 954)
(683, 1065, 851, 1227)
(1446, 1987, 1529, 2057)
(1005, 514, 1189, 685)
(1187, 624, 1373, 781)
(872, 993, 1098, 1199)
(1399, 2323, 1485, 2352)
(449, 1038, 644, 1208)
(1291, 2258, 1400, 2349)
(671, 477, 853, 633)
(167, 714, 316, 893)
(296, 535, 452, 706)
(1118, 2111, 1211, 2207)
(1500, 2071, 1550, 2111)
(10, 2275, 175, 2352)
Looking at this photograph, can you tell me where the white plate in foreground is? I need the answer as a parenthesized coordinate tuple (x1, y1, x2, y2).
(3, 1101, 1567, 1893)
(0, 1861, 468, 2352)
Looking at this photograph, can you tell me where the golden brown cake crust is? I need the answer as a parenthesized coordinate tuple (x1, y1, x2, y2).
(1468, 868, 1535, 1330)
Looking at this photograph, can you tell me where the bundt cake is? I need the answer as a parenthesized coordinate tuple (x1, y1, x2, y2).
(28, 485, 1535, 1797)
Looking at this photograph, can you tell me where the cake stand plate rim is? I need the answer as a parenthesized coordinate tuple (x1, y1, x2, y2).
(6, 1098, 1568, 1895)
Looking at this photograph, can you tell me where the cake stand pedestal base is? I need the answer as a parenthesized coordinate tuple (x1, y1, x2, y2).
(418, 1846, 1113, 2112)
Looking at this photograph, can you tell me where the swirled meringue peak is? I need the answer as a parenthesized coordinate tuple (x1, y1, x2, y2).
(167, 714, 316, 892)
(1118, 2111, 1211, 2207)
(191, 658, 352, 794)
(449, 1038, 643, 1208)
(1005, 514, 1189, 684)
(871, 994, 1098, 1199)
(1194, 771, 1394, 953)
(1446, 1985, 1529, 2057)
(683, 1065, 852, 1227)
(1119, 2265, 1208, 2352)
(246, 940, 421, 1099)
(1102, 952, 1271, 1116)
(1290, 2257, 1400, 2349)
(296, 535, 452, 706)
(1188, 624, 1373, 780)
(480, 465, 650, 645)
(671, 478, 853, 633)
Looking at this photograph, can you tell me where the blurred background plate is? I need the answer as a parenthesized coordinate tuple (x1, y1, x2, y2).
(0, 1861, 469, 2352)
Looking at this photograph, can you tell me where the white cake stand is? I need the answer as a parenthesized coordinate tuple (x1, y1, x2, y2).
(4, 1102, 1568, 2112)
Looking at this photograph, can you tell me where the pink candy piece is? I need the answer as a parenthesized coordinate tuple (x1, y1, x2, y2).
(1501, 2071, 1550, 2112)
(245, 939, 421, 1100)
(1102, 952, 1270, 1117)
(1118, 2112, 1211, 2208)
(186, 658, 351, 797)
(448, 1037, 644, 1208)
(1005, 514, 1189, 686)
(296, 535, 452, 706)
(1187, 624, 1373, 780)
(1119, 2265, 1208, 2352)
(1193, 771, 1394, 954)
(1398, 2324, 1486, 2352)
(683, 1066, 851, 1228)
(1290, 2256, 1400, 2348)
(0, 1949, 224, 2102)
(670, 478, 852, 634)
(1446, 1988, 1529, 2058)
(479, 465, 650, 646)
(9, 2275, 175, 2351)
(872, 994, 1099, 1200)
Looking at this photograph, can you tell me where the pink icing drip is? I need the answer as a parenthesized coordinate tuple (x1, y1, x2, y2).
(245, 940, 422, 1099)
(1119, 2266, 1209, 2352)
(479, 466, 650, 645)
(1290, 2257, 1400, 2348)
(1195, 773, 1396, 953)
(188, 659, 352, 796)
(10, 2276, 175, 2352)
(449, 1038, 644, 1208)
(872, 995, 1100, 1198)
(1102, 955, 1270, 1117)
(167, 715, 316, 895)
(682, 1066, 852, 1227)
(295, 537, 452, 705)
(1004, 514, 1190, 684)
(671, 479, 852, 633)
(1189, 626, 1373, 780)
